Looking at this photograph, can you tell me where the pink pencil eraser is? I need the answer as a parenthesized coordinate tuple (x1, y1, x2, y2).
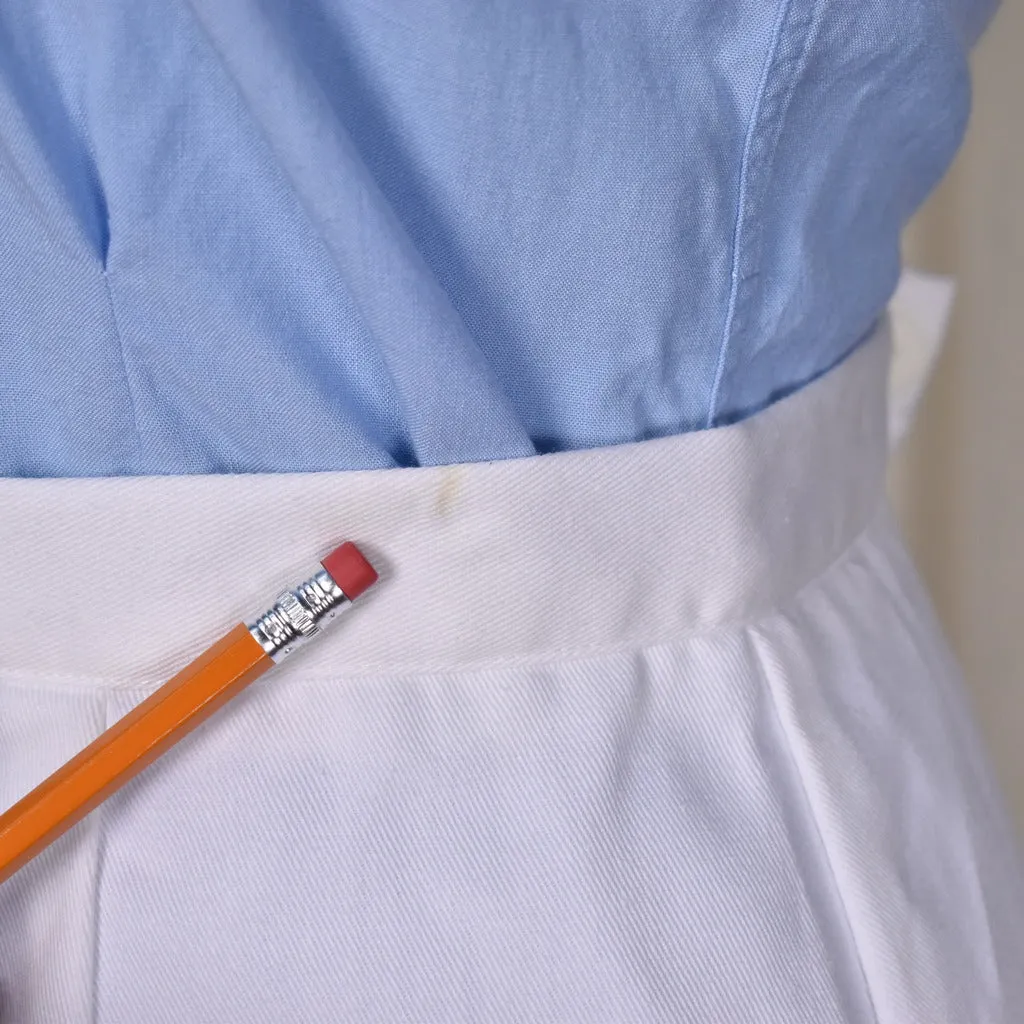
(321, 542, 378, 600)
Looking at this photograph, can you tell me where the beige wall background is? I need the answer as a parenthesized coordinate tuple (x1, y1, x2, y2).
(892, 0, 1024, 829)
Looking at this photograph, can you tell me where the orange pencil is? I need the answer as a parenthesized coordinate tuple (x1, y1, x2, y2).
(0, 541, 378, 886)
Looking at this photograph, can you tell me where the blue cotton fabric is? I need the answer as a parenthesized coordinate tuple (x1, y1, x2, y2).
(0, 0, 996, 476)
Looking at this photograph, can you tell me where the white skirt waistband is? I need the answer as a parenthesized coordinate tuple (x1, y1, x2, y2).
(0, 323, 889, 686)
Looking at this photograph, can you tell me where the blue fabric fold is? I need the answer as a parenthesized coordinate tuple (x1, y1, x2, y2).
(0, 0, 997, 475)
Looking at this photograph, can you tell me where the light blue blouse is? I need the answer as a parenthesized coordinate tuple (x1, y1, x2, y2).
(0, 0, 996, 475)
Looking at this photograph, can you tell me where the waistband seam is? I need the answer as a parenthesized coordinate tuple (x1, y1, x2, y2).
(0, 502, 887, 695)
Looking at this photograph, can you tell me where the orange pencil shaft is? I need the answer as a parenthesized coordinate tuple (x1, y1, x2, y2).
(0, 624, 272, 885)
(0, 540, 378, 888)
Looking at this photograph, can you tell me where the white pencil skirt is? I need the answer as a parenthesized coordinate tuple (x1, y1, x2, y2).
(0, 317, 1021, 1023)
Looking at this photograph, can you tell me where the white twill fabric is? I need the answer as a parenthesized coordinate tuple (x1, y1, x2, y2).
(1, 313, 1023, 1023)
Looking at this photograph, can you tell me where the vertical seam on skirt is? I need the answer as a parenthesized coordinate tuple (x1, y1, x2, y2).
(87, 691, 111, 1024)
(747, 626, 882, 1024)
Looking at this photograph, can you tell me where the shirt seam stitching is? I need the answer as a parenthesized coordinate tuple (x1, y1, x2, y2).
(705, 0, 802, 428)
(101, 269, 144, 472)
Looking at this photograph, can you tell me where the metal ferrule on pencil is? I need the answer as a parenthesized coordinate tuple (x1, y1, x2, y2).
(247, 568, 352, 661)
